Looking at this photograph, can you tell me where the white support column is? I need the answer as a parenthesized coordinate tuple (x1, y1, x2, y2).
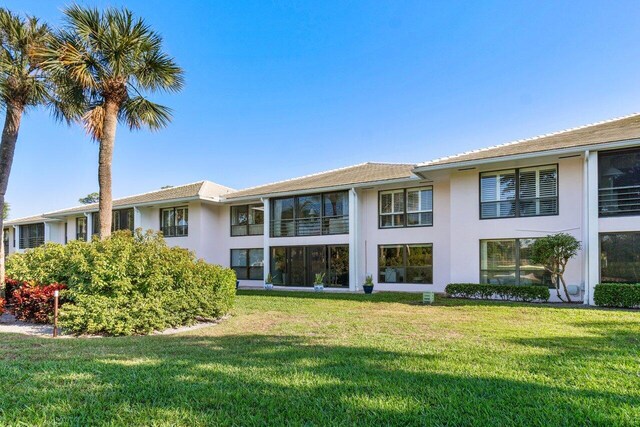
(44, 222, 51, 243)
(133, 206, 142, 231)
(348, 188, 358, 291)
(585, 150, 599, 305)
(85, 213, 92, 241)
(262, 198, 271, 282)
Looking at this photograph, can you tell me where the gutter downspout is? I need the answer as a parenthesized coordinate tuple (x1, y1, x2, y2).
(583, 150, 590, 305)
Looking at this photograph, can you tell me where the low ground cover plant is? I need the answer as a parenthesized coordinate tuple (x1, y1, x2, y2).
(445, 283, 550, 302)
(594, 283, 640, 308)
(5, 230, 236, 335)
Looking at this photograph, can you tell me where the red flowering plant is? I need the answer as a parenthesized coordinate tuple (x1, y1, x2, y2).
(4, 278, 26, 305)
(0, 297, 5, 315)
(10, 282, 67, 324)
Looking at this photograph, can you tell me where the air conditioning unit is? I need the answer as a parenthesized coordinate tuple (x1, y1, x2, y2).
(423, 292, 435, 304)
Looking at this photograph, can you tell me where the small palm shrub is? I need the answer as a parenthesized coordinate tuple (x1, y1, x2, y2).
(6, 230, 236, 335)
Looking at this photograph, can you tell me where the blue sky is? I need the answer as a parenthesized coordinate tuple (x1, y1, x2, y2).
(4, 0, 640, 218)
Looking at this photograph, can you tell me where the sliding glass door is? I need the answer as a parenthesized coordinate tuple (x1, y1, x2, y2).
(270, 245, 349, 287)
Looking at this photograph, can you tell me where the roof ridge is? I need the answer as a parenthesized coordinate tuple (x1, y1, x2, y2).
(44, 180, 209, 215)
(226, 162, 374, 196)
(418, 112, 640, 166)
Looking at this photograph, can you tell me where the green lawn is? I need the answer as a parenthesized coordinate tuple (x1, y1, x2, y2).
(1, 291, 639, 426)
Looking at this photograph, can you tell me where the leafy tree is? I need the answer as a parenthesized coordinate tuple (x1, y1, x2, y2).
(0, 9, 51, 282)
(78, 192, 99, 204)
(3, 201, 9, 220)
(530, 233, 581, 303)
(39, 6, 183, 239)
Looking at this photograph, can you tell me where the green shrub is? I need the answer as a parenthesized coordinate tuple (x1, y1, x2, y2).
(6, 230, 236, 335)
(594, 283, 640, 308)
(445, 283, 550, 302)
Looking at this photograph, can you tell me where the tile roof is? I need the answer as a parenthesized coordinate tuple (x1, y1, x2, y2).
(225, 162, 417, 200)
(4, 214, 48, 226)
(7, 181, 235, 222)
(418, 113, 640, 168)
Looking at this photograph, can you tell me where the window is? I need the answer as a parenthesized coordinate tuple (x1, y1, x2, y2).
(76, 217, 87, 241)
(599, 148, 640, 217)
(19, 223, 44, 249)
(379, 187, 433, 228)
(231, 248, 264, 280)
(600, 232, 640, 283)
(480, 165, 558, 219)
(231, 204, 264, 236)
(270, 245, 349, 287)
(161, 207, 188, 237)
(91, 209, 134, 235)
(270, 192, 349, 237)
(480, 238, 552, 287)
(378, 244, 433, 284)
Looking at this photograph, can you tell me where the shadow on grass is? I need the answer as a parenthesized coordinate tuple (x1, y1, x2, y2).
(0, 332, 638, 425)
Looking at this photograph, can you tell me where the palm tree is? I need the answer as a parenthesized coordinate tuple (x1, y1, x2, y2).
(39, 6, 183, 239)
(0, 9, 51, 282)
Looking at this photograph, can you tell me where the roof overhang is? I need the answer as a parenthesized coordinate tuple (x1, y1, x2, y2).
(222, 176, 422, 203)
(413, 137, 640, 177)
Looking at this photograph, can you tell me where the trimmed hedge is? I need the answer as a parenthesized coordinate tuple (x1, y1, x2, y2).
(594, 283, 640, 308)
(6, 230, 236, 335)
(445, 283, 550, 302)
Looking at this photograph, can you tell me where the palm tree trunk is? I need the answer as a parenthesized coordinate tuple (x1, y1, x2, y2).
(0, 103, 23, 285)
(98, 101, 118, 240)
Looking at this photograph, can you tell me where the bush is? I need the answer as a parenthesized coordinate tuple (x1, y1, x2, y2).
(0, 297, 4, 315)
(6, 230, 236, 335)
(445, 283, 550, 302)
(11, 282, 67, 323)
(594, 283, 640, 308)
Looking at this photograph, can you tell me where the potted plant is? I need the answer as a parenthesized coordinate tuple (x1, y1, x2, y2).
(313, 273, 325, 292)
(363, 275, 374, 294)
(264, 273, 274, 290)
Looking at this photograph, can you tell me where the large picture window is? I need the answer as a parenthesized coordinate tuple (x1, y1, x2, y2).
(19, 223, 45, 249)
(379, 187, 433, 228)
(76, 217, 87, 241)
(161, 207, 188, 237)
(600, 232, 640, 283)
(480, 165, 558, 219)
(231, 204, 264, 236)
(598, 148, 640, 217)
(378, 244, 433, 284)
(231, 248, 264, 280)
(270, 245, 349, 287)
(270, 192, 348, 237)
(480, 238, 552, 287)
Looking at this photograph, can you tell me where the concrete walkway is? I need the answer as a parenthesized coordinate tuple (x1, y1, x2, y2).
(0, 312, 56, 338)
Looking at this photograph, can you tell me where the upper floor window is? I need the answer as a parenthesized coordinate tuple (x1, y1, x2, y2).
(599, 148, 640, 217)
(270, 191, 348, 237)
(76, 217, 87, 241)
(161, 207, 188, 237)
(91, 208, 134, 235)
(480, 238, 552, 287)
(379, 187, 433, 228)
(231, 204, 264, 236)
(19, 223, 44, 249)
(480, 165, 558, 219)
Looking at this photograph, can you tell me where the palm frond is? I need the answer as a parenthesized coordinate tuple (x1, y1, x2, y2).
(82, 103, 105, 141)
(120, 96, 172, 131)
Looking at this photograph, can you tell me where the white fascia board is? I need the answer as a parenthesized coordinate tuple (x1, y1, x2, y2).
(413, 138, 640, 175)
(221, 176, 422, 203)
(44, 196, 204, 219)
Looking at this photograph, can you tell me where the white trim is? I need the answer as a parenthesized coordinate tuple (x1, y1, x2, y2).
(414, 138, 640, 174)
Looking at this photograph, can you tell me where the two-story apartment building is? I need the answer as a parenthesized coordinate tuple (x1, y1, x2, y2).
(5, 114, 640, 304)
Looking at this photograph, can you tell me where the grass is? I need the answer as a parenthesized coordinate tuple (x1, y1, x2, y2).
(1, 291, 639, 426)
